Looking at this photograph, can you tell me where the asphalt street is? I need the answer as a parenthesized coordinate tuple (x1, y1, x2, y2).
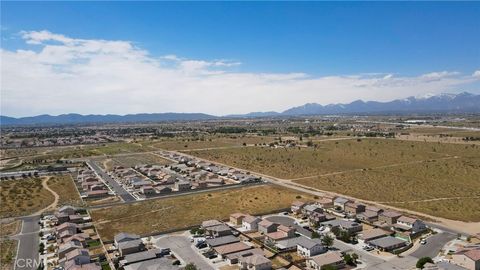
(410, 232, 456, 259)
(155, 235, 214, 270)
(14, 216, 41, 270)
(86, 160, 135, 202)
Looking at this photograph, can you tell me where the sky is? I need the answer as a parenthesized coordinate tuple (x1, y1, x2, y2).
(1, 1, 480, 117)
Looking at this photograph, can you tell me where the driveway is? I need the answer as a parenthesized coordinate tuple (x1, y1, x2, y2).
(155, 234, 214, 270)
(14, 216, 41, 270)
(86, 160, 135, 202)
(410, 232, 456, 259)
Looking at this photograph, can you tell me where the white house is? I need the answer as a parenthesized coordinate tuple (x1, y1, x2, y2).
(242, 215, 261, 231)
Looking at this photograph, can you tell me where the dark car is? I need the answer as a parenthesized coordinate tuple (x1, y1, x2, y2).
(196, 242, 207, 249)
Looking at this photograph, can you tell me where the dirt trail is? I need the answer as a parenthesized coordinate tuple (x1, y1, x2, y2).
(32, 177, 59, 216)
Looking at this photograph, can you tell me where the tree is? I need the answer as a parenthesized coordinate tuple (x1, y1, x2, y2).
(311, 231, 320, 239)
(321, 235, 334, 247)
(344, 254, 354, 266)
(351, 253, 359, 263)
(416, 257, 433, 269)
(184, 263, 198, 270)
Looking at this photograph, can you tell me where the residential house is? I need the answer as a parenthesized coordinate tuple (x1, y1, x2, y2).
(61, 248, 91, 266)
(214, 242, 252, 257)
(205, 178, 225, 186)
(56, 223, 79, 237)
(302, 204, 326, 224)
(296, 238, 327, 258)
(258, 220, 278, 234)
(118, 239, 146, 256)
(265, 225, 296, 243)
(359, 228, 391, 242)
(207, 224, 233, 238)
(344, 202, 366, 216)
(357, 211, 379, 223)
(324, 220, 363, 234)
(202, 219, 223, 229)
(230, 213, 246, 226)
(157, 186, 172, 193)
(114, 233, 140, 247)
(379, 211, 402, 225)
(140, 185, 155, 196)
(242, 215, 261, 231)
(239, 254, 272, 270)
(59, 205, 78, 216)
(206, 235, 240, 248)
(175, 180, 191, 191)
(333, 197, 351, 211)
(368, 236, 407, 252)
(291, 201, 306, 214)
(395, 216, 427, 233)
(452, 246, 480, 270)
(307, 251, 345, 270)
(58, 240, 84, 259)
(316, 197, 334, 209)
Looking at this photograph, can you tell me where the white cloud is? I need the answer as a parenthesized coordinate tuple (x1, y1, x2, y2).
(1, 30, 479, 117)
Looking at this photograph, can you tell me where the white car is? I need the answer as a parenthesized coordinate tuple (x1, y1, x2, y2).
(420, 239, 427, 245)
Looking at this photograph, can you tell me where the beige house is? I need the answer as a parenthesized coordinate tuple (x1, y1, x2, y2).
(308, 251, 345, 270)
(230, 213, 246, 225)
(452, 247, 480, 270)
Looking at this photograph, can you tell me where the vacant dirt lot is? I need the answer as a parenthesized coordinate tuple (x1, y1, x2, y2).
(0, 175, 80, 218)
(188, 139, 480, 222)
(189, 139, 478, 179)
(96, 153, 172, 170)
(90, 185, 315, 241)
(0, 178, 53, 218)
(151, 135, 275, 151)
(0, 239, 17, 270)
(0, 220, 20, 237)
(48, 175, 82, 206)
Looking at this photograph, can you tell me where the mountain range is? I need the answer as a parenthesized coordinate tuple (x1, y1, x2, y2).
(1, 92, 479, 125)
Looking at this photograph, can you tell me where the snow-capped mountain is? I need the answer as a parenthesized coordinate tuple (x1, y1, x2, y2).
(281, 92, 480, 115)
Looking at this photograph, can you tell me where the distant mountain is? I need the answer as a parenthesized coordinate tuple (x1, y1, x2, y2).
(0, 113, 216, 126)
(226, 111, 281, 118)
(1, 92, 479, 126)
(281, 92, 480, 116)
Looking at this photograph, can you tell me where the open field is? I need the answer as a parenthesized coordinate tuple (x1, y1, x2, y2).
(95, 153, 172, 170)
(0, 175, 80, 218)
(0, 178, 54, 218)
(90, 185, 315, 241)
(2, 142, 155, 161)
(189, 139, 479, 179)
(150, 135, 276, 151)
(48, 175, 82, 206)
(0, 239, 17, 270)
(0, 220, 20, 237)
(294, 157, 480, 222)
(388, 198, 480, 222)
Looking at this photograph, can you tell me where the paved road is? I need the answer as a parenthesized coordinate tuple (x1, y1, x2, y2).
(86, 160, 135, 202)
(14, 216, 41, 270)
(410, 232, 456, 259)
(155, 235, 214, 270)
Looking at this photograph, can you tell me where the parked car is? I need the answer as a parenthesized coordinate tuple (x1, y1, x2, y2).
(208, 254, 218, 259)
(363, 245, 374, 251)
(196, 242, 207, 249)
(420, 239, 427, 245)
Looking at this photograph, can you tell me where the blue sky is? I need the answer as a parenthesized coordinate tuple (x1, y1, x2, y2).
(1, 2, 479, 116)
